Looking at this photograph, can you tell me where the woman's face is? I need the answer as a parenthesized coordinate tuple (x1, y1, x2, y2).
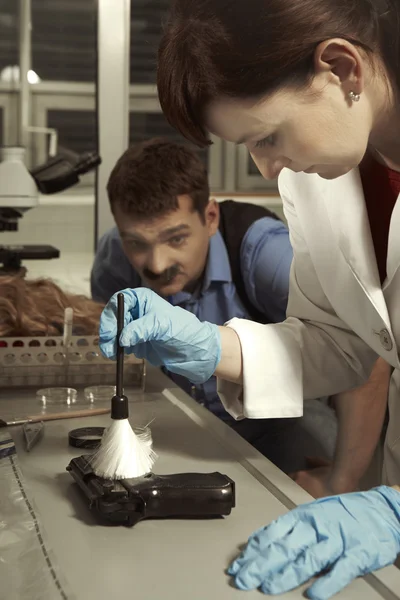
(206, 72, 374, 181)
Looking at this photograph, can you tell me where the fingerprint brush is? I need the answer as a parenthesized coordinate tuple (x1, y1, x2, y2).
(91, 292, 156, 479)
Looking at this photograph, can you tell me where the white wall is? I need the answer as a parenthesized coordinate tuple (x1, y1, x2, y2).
(1, 193, 95, 254)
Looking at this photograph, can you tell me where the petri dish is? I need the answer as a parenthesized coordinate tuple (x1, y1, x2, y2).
(37, 387, 78, 406)
(134, 425, 153, 448)
(84, 385, 116, 403)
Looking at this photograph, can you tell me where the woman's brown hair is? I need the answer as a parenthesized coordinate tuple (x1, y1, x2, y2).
(157, 0, 399, 147)
(0, 274, 103, 337)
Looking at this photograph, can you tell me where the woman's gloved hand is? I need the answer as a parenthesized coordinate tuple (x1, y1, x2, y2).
(99, 288, 221, 384)
(228, 485, 400, 599)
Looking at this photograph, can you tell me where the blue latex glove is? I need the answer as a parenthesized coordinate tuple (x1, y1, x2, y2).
(99, 288, 221, 384)
(228, 485, 400, 599)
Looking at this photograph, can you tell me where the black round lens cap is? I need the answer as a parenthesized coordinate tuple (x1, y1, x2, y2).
(68, 426, 105, 449)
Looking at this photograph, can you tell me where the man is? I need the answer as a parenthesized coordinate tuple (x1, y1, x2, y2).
(92, 139, 387, 492)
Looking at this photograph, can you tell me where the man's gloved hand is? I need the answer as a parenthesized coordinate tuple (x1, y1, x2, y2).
(228, 486, 400, 599)
(99, 288, 221, 384)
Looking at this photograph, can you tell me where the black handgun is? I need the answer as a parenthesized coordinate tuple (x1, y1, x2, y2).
(67, 455, 235, 527)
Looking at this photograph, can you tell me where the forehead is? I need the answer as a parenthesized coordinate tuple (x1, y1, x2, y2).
(115, 194, 201, 237)
(205, 91, 294, 144)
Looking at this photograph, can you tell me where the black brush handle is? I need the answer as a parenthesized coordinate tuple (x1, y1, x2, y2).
(111, 293, 129, 420)
(116, 292, 125, 397)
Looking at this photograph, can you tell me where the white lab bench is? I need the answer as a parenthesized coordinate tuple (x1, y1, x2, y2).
(2, 366, 400, 600)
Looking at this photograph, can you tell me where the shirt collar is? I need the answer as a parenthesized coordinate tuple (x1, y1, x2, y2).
(169, 230, 232, 305)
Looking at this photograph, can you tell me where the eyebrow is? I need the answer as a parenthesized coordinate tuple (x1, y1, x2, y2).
(158, 224, 191, 240)
(120, 232, 146, 243)
(235, 126, 276, 146)
(235, 135, 250, 146)
(120, 224, 191, 243)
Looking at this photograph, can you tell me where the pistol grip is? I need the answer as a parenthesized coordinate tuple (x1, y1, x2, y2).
(132, 472, 235, 519)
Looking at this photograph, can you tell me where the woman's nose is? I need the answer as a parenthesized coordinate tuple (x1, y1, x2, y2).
(250, 154, 288, 180)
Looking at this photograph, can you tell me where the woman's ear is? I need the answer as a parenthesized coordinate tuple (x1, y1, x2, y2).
(314, 38, 364, 96)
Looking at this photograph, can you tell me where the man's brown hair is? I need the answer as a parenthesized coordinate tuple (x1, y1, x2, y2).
(107, 138, 210, 219)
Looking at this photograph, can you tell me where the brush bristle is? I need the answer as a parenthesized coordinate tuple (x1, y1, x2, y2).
(91, 419, 156, 479)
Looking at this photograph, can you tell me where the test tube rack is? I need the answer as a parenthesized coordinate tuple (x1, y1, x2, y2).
(0, 335, 145, 390)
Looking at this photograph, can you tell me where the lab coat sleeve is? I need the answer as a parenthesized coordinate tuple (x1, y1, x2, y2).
(217, 181, 377, 420)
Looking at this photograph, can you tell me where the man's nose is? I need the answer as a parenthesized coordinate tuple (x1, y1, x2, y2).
(250, 154, 287, 180)
(146, 246, 170, 275)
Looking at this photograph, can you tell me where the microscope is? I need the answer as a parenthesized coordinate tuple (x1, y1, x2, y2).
(0, 145, 101, 272)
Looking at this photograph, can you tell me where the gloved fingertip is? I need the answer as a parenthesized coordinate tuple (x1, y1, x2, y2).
(234, 575, 255, 591)
(260, 580, 273, 595)
(306, 585, 323, 600)
(227, 562, 240, 576)
(99, 342, 116, 360)
(119, 332, 131, 348)
(98, 331, 113, 343)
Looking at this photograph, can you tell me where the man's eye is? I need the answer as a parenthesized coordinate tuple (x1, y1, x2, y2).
(124, 240, 146, 251)
(255, 134, 276, 149)
(169, 236, 186, 247)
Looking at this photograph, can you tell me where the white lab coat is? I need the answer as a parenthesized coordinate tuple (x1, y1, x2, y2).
(218, 167, 400, 485)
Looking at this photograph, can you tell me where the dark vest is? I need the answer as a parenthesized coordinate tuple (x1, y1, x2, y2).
(218, 200, 281, 323)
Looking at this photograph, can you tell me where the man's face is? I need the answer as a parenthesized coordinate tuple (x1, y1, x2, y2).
(114, 195, 219, 297)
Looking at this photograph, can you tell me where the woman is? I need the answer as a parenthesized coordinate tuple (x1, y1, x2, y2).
(99, 1, 400, 597)
(0, 274, 103, 337)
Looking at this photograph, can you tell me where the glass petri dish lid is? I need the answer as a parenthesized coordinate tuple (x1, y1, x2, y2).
(37, 387, 78, 406)
(84, 385, 116, 403)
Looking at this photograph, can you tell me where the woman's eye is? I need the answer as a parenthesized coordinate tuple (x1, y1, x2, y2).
(255, 134, 276, 149)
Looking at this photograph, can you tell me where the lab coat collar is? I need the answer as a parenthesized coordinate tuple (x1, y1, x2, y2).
(321, 168, 391, 324)
(386, 191, 400, 289)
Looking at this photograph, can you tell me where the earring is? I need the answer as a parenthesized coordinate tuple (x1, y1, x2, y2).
(349, 91, 361, 102)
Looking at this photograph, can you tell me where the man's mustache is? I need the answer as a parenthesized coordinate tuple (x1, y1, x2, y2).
(143, 264, 181, 283)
